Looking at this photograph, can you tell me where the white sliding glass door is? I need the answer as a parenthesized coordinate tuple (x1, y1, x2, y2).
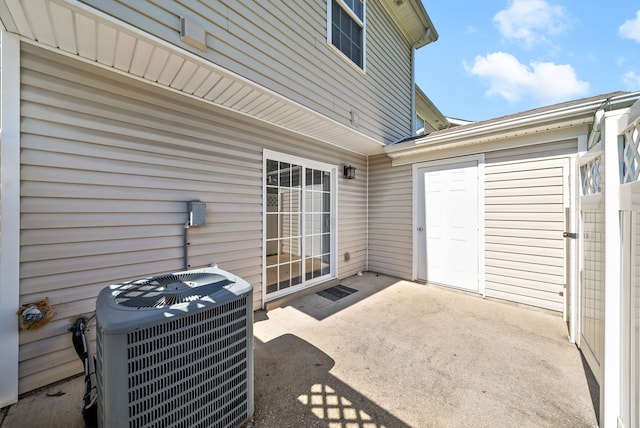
(264, 151, 336, 300)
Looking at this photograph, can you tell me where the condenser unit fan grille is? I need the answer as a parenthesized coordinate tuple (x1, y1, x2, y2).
(116, 295, 250, 427)
(113, 272, 233, 308)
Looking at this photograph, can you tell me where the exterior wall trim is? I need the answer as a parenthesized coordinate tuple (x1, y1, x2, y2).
(0, 30, 21, 407)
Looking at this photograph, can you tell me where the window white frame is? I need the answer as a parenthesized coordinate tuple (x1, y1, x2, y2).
(327, 0, 367, 72)
(262, 150, 338, 304)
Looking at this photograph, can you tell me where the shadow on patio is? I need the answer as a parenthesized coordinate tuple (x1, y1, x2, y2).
(253, 272, 599, 427)
(254, 334, 411, 427)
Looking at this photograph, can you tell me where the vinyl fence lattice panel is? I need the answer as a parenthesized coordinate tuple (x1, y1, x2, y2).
(622, 119, 640, 184)
(581, 156, 602, 195)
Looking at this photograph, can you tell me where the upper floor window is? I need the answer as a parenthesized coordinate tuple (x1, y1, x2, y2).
(329, 0, 365, 69)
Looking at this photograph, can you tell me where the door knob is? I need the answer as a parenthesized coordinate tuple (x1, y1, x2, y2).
(417, 227, 424, 232)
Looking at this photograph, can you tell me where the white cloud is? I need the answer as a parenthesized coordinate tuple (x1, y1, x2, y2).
(466, 52, 589, 103)
(623, 71, 640, 90)
(494, 0, 568, 48)
(619, 10, 640, 42)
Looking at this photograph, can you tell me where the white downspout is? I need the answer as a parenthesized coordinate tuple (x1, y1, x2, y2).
(365, 155, 369, 272)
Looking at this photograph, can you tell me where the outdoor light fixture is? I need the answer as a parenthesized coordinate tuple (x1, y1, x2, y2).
(343, 165, 356, 179)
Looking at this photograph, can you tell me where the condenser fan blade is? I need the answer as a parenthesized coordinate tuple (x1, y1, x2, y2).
(113, 272, 233, 308)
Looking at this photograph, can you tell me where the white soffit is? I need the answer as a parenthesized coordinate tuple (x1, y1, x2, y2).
(0, 0, 385, 156)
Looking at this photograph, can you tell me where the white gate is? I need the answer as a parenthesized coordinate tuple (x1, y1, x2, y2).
(578, 143, 605, 385)
(577, 99, 640, 428)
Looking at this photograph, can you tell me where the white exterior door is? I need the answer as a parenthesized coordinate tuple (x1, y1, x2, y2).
(416, 160, 480, 292)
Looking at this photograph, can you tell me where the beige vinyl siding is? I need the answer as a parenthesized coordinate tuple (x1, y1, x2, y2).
(370, 139, 577, 311)
(18, 43, 366, 393)
(367, 153, 412, 278)
(79, 0, 413, 144)
(484, 141, 576, 311)
(340, 172, 368, 276)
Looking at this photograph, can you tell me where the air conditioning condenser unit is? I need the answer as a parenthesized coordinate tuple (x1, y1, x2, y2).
(95, 266, 253, 427)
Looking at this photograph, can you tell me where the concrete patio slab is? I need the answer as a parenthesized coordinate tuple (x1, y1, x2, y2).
(252, 272, 598, 428)
(0, 272, 598, 427)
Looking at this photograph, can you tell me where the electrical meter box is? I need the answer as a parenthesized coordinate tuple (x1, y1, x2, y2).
(188, 201, 206, 226)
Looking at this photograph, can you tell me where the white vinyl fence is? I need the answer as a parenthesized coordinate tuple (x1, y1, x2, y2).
(578, 100, 640, 428)
(619, 107, 640, 428)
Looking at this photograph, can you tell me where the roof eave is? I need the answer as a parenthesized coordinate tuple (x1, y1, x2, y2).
(415, 85, 449, 130)
(409, 0, 439, 48)
(386, 92, 640, 159)
(382, 0, 439, 49)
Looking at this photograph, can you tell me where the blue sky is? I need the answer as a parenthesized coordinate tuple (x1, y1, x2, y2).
(415, 0, 640, 122)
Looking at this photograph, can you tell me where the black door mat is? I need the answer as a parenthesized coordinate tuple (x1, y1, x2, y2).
(316, 285, 358, 301)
